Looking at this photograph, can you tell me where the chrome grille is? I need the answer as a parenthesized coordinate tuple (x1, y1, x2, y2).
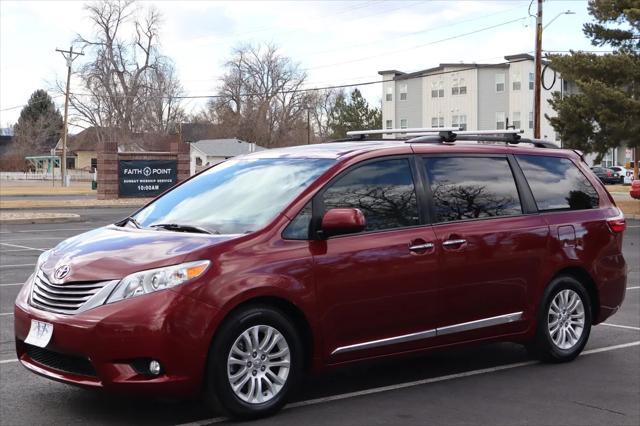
(30, 270, 109, 315)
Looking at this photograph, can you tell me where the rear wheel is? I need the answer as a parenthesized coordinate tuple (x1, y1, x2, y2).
(528, 276, 592, 363)
(205, 305, 302, 419)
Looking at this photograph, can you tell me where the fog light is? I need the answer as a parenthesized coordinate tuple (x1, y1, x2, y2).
(149, 360, 162, 376)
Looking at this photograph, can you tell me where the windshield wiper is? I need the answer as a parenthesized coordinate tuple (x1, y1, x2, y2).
(119, 216, 142, 229)
(149, 223, 217, 235)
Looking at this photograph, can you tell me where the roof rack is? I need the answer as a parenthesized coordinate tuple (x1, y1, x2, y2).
(346, 127, 461, 138)
(406, 129, 558, 148)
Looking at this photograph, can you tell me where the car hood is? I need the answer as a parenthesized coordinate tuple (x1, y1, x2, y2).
(40, 225, 238, 283)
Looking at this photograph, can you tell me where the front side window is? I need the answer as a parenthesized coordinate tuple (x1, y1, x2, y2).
(134, 158, 334, 234)
(282, 202, 312, 240)
(322, 158, 419, 232)
(516, 155, 599, 211)
(423, 156, 522, 223)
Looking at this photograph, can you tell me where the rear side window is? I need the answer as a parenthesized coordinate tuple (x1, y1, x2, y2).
(423, 156, 522, 223)
(322, 158, 419, 232)
(516, 155, 599, 211)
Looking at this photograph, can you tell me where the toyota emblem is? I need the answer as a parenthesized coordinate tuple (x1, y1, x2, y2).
(54, 265, 71, 280)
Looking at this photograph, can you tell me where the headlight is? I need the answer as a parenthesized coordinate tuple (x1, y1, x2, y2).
(106, 260, 210, 304)
(35, 250, 51, 272)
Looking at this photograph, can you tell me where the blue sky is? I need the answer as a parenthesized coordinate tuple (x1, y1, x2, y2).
(0, 0, 596, 130)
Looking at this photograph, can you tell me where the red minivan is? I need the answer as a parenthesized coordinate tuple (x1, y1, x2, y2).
(14, 130, 627, 419)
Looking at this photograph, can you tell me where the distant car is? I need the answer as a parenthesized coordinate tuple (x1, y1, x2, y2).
(609, 166, 633, 184)
(590, 166, 620, 184)
(630, 180, 640, 200)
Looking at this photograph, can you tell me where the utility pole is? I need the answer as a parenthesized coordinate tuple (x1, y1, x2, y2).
(307, 108, 311, 145)
(56, 46, 84, 186)
(533, 0, 543, 139)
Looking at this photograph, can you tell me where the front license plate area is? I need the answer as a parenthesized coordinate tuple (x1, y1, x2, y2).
(24, 320, 53, 348)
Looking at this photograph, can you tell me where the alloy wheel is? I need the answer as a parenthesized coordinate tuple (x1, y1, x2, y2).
(226, 325, 291, 404)
(547, 289, 585, 350)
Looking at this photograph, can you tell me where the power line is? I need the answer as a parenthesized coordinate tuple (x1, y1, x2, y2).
(301, 16, 528, 71)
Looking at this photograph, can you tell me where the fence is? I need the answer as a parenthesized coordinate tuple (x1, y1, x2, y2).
(0, 170, 94, 182)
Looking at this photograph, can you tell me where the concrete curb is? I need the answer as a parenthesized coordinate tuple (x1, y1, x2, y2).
(0, 214, 81, 225)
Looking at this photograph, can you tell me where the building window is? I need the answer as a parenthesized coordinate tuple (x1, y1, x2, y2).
(452, 78, 459, 95)
(495, 73, 505, 92)
(459, 78, 467, 95)
(386, 86, 393, 102)
(400, 119, 408, 129)
(66, 157, 75, 170)
(512, 111, 521, 129)
(431, 117, 438, 127)
(399, 84, 407, 101)
(90, 158, 97, 171)
(496, 112, 506, 129)
(528, 111, 534, 129)
(452, 114, 467, 131)
(431, 80, 444, 98)
(529, 72, 534, 90)
(512, 73, 521, 91)
(386, 120, 393, 129)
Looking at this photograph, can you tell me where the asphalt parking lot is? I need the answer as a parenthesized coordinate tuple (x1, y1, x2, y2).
(0, 208, 638, 426)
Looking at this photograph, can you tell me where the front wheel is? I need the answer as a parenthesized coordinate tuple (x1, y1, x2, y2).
(204, 305, 303, 419)
(528, 276, 592, 363)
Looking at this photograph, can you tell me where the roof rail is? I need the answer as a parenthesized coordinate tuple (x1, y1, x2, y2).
(405, 129, 558, 149)
(346, 127, 461, 138)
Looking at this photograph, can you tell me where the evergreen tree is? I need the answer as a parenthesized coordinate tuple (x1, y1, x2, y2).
(13, 90, 63, 154)
(547, 0, 639, 177)
(329, 89, 382, 138)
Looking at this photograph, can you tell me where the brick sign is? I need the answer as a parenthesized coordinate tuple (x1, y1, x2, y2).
(118, 159, 177, 197)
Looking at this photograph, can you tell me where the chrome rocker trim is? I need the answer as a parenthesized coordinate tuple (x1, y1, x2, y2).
(331, 311, 523, 356)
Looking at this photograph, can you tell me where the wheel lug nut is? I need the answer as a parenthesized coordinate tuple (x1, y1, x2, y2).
(261, 354, 266, 360)
(247, 361, 252, 367)
(252, 370, 257, 376)
(261, 366, 266, 371)
(252, 352, 257, 358)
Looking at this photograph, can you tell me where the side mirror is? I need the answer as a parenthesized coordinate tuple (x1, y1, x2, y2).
(320, 208, 366, 238)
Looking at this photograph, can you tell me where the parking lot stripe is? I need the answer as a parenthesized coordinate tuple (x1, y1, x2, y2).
(0, 243, 46, 252)
(0, 283, 23, 287)
(627, 286, 639, 290)
(601, 323, 640, 331)
(0, 264, 35, 269)
(0, 358, 18, 364)
(177, 340, 640, 426)
(0, 312, 13, 316)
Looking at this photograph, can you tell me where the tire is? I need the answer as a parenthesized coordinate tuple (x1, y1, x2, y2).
(528, 275, 592, 363)
(204, 305, 303, 420)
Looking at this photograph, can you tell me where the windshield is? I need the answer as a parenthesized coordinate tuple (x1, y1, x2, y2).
(133, 158, 334, 234)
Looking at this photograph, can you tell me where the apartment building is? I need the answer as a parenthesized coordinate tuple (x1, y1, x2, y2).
(379, 53, 571, 143)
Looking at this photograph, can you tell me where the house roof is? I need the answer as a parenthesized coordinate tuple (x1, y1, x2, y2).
(55, 127, 177, 153)
(380, 53, 538, 81)
(180, 123, 218, 143)
(191, 139, 266, 157)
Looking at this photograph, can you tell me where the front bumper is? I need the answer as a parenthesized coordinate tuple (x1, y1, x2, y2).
(14, 284, 220, 397)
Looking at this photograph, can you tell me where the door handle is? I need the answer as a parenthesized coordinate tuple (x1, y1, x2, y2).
(442, 239, 466, 247)
(409, 242, 434, 252)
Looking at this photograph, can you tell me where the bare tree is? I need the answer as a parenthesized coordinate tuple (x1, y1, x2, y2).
(61, 0, 183, 138)
(210, 44, 313, 147)
(309, 88, 343, 142)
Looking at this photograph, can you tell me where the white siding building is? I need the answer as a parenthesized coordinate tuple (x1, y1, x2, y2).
(379, 54, 568, 143)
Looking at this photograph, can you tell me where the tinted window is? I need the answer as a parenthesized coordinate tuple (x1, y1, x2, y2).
(517, 155, 598, 211)
(282, 202, 312, 240)
(322, 159, 419, 232)
(423, 156, 522, 223)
